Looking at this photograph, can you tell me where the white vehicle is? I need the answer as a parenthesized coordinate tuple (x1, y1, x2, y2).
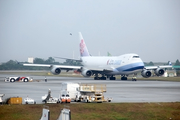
(59, 93, 71, 103)
(0, 94, 5, 104)
(4, 77, 33, 82)
(60, 82, 81, 101)
(24, 97, 36, 104)
(42, 89, 59, 104)
(4, 77, 19, 82)
(23, 32, 172, 80)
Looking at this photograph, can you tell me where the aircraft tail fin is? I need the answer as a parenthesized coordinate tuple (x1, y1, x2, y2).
(107, 52, 112, 56)
(79, 32, 90, 57)
(168, 61, 172, 66)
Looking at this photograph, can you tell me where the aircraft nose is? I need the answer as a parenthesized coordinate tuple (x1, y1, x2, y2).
(140, 59, 145, 68)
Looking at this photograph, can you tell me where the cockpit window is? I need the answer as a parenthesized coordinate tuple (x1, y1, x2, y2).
(133, 56, 139, 58)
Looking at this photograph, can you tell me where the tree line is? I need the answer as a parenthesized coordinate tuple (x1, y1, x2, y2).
(0, 57, 82, 70)
(145, 59, 180, 67)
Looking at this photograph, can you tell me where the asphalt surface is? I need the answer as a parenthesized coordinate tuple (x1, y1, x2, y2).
(0, 75, 180, 104)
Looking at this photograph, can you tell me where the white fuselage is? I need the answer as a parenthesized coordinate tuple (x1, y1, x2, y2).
(81, 53, 144, 75)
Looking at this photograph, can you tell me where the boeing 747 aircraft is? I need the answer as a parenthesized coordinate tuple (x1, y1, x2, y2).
(23, 32, 172, 80)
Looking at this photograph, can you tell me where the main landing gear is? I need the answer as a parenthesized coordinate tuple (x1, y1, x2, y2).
(94, 76, 116, 80)
(109, 75, 116, 80)
(94, 74, 106, 80)
(121, 75, 127, 80)
(94, 76, 106, 80)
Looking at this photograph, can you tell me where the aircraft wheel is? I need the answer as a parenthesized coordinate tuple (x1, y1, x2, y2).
(121, 76, 127, 80)
(10, 78, 15, 82)
(110, 77, 115, 80)
(101, 77, 106, 80)
(94, 77, 100, 80)
(24, 78, 29, 82)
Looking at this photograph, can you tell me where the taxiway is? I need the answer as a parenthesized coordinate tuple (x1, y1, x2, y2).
(0, 76, 180, 104)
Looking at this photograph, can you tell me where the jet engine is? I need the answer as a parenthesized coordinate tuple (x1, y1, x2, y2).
(155, 68, 164, 76)
(141, 69, 151, 78)
(81, 69, 92, 77)
(51, 66, 61, 75)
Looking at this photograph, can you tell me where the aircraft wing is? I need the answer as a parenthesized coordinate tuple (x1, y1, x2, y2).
(23, 64, 51, 67)
(145, 65, 172, 70)
(54, 57, 82, 62)
(23, 64, 82, 70)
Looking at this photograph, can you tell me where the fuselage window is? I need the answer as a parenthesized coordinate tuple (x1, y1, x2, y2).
(133, 56, 139, 58)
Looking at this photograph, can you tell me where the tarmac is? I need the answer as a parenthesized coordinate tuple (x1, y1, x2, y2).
(0, 75, 180, 104)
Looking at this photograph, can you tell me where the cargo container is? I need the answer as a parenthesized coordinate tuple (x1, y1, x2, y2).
(8, 97, 22, 104)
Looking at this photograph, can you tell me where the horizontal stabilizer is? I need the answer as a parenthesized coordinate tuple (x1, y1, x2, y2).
(54, 56, 82, 62)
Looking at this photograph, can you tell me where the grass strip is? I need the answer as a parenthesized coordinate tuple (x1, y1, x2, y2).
(0, 102, 180, 120)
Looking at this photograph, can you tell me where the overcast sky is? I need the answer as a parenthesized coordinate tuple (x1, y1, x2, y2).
(0, 0, 180, 63)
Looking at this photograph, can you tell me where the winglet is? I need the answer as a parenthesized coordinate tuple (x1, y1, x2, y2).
(79, 32, 90, 57)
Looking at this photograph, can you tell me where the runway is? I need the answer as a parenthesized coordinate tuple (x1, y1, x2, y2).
(0, 76, 180, 104)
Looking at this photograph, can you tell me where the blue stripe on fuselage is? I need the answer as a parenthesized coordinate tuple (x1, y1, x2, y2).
(116, 62, 144, 72)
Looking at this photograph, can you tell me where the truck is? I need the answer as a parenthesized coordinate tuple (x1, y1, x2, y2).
(59, 92, 71, 103)
(42, 89, 59, 104)
(60, 82, 81, 102)
(24, 96, 36, 104)
(0, 94, 5, 104)
(79, 84, 109, 103)
(60, 82, 112, 103)
(4, 77, 33, 82)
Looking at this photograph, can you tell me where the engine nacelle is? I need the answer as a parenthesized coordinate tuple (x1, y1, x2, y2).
(51, 67, 61, 75)
(155, 68, 164, 76)
(81, 69, 92, 77)
(141, 70, 152, 78)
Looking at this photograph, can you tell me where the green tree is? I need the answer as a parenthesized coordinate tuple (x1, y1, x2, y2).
(0, 57, 67, 70)
(174, 59, 180, 66)
(45, 57, 55, 64)
(63, 59, 82, 66)
(63, 59, 74, 65)
(34, 58, 45, 64)
(146, 61, 154, 66)
(0, 60, 24, 70)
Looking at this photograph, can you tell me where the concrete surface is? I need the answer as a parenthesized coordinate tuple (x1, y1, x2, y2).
(0, 75, 180, 104)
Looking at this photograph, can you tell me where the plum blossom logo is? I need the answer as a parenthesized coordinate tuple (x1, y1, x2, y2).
(80, 39, 85, 55)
